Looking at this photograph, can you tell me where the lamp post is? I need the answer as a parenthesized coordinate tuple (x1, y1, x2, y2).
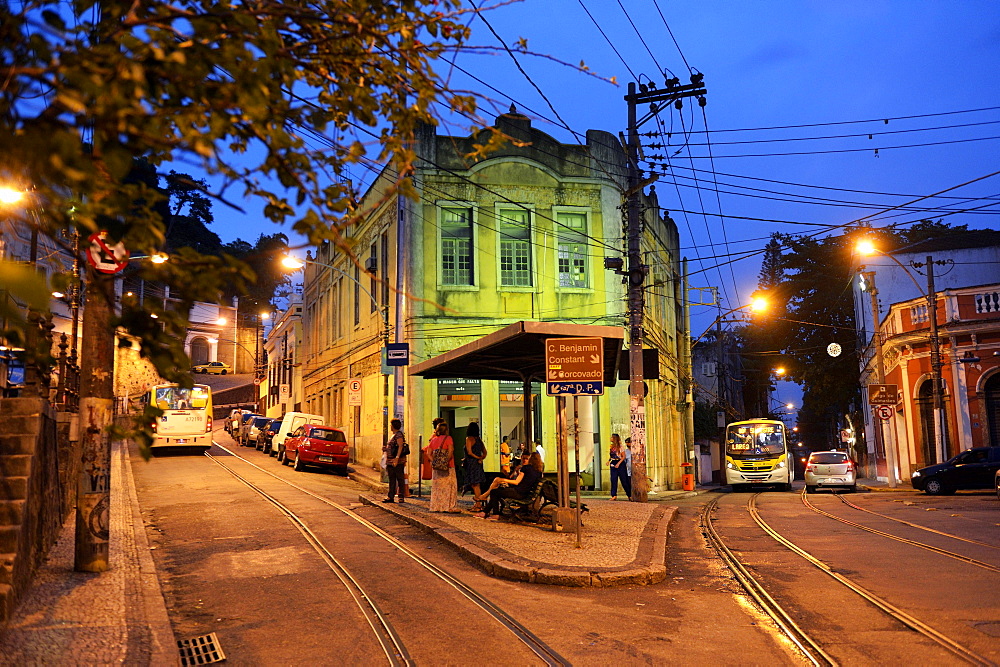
(282, 255, 391, 439)
(691, 297, 768, 484)
(858, 240, 948, 465)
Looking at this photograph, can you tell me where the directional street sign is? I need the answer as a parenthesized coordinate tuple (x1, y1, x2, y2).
(85, 232, 130, 274)
(874, 405, 893, 421)
(545, 337, 604, 396)
(348, 378, 362, 406)
(868, 383, 898, 406)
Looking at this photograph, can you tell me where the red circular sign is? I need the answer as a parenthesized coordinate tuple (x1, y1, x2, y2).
(85, 232, 130, 274)
(253, 378, 261, 386)
(874, 405, 893, 421)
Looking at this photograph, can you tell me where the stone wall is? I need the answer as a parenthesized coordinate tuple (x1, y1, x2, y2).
(0, 398, 63, 624)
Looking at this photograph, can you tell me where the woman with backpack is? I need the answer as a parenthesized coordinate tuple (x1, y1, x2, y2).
(425, 420, 459, 513)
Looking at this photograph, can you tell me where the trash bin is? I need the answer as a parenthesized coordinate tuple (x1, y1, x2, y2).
(681, 462, 695, 491)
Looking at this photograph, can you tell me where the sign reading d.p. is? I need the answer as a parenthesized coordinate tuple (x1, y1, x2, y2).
(545, 337, 604, 396)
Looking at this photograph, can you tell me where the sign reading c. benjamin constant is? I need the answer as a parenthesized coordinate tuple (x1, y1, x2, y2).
(545, 337, 604, 396)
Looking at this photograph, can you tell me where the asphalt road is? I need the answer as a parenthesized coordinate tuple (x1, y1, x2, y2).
(130, 430, 1000, 665)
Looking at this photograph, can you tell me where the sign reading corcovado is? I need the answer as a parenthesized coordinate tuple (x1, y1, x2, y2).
(545, 337, 604, 396)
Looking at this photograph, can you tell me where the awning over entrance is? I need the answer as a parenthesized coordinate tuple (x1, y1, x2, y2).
(408, 320, 624, 384)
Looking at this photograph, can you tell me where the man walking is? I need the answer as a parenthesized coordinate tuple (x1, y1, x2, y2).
(383, 418, 409, 503)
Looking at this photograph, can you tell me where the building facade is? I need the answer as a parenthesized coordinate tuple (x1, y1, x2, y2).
(854, 230, 1000, 481)
(298, 110, 689, 490)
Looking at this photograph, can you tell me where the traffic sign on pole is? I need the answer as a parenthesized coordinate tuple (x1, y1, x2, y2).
(874, 405, 893, 421)
(85, 232, 129, 274)
(545, 337, 604, 396)
(348, 378, 362, 406)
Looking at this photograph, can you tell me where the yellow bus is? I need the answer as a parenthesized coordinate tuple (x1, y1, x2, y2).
(724, 419, 793, 491)
(144, 383, 214, 450)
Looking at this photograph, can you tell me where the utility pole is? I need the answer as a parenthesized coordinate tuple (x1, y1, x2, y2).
(916, 256, 947, 463)
(715, 303, 726, 485)
(861, 270, 898, 487)
(624, 75, 706, 502)
(75, 271, 114, 572)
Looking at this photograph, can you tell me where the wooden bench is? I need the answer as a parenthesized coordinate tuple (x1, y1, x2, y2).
(539, 479, 589, 515)
(499, 479, 545, 522)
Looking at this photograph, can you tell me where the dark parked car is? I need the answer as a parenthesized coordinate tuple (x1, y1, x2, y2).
(260, 419, 282, 457)
(911, 447, 1000, 495)
(280, 424, 349, 474)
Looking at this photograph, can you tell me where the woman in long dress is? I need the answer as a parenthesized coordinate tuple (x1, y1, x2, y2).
(462, 422, 487, 512)
(426, 421, 459, 512)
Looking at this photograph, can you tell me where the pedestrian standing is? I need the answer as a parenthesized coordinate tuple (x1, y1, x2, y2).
(425, 421, 460, 512)
(462, 421, 487, 512)
(382, 418, 408, 504)
(609, 433, 631, 500)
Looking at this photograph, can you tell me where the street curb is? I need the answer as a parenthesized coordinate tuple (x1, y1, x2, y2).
(858, 483, 916, 492)
(120, 443, 178, 665)
(358, 494, 675, 587)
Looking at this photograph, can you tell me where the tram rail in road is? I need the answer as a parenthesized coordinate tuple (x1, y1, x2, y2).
(206, 441, 569, 667)
(703, 492, 996, 667)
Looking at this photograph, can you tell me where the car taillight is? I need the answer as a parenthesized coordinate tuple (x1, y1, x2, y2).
(805, 464, 814, 472)
(845, 461, 854, 470)
(151, 421, 157, 433)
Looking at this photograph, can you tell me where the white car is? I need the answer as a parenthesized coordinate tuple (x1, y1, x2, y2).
(804, 451, 857, 493)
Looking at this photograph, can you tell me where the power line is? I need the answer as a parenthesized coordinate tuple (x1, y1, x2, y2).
(577, 0, 638, 81)
(643, 133, 1000, 159)
(690, 105, 1000, 134)
(651, 0, 692, 73)
(640, 118, 1000, 146)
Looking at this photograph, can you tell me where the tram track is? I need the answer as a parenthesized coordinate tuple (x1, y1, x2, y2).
(704, 492, 996, 667)
(800, 490, 1000, 573)
(830, 492, 1000, 550)
(206, 441, 568, 667)
(701, 495, 836, 667)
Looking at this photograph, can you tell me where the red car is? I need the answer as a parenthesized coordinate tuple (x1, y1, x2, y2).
(280, 424, 349, 474)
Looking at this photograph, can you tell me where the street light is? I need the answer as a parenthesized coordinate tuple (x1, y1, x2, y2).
(282, 254, 391, 439)
(690, 296, 770, 484)
(858, 240, 947, 466)
(0, 187, 25, 205)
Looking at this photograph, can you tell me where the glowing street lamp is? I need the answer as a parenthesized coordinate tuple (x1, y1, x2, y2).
(0, 187, 25, 205)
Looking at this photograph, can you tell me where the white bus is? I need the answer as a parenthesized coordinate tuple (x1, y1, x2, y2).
(144, 383, 214, 450)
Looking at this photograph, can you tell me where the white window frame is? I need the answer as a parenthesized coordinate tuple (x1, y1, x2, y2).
(553, 206, 592, 291)
(436, 201, 479, 291)
(493, 203, 535, 291)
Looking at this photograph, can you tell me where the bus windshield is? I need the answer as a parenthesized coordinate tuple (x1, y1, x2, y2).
(154, 385, 210, 410)
(726, 422, 786, 457)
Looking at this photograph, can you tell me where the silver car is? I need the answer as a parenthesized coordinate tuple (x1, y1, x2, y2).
(805, 451, 856, 493)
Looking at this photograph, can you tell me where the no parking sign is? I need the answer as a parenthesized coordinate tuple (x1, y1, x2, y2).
(348, 379, 362, 406)
(874, 405, 893, 421)
(85, 232, 129, 274)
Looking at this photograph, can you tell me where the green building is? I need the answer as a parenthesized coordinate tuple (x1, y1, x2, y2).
(299, 109, 690, 491)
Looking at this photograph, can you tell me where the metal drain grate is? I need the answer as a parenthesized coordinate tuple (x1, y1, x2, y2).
(177, 632, 226, 665)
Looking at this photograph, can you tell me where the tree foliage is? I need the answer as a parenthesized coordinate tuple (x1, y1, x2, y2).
(1, 0, 484, 384)
(745, 221, 970, 448)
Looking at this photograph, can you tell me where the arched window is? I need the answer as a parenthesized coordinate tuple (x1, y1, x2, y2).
(190, 337, 210, 366)
(916, 378, 951, 465)
(985, 373, 1000, 448)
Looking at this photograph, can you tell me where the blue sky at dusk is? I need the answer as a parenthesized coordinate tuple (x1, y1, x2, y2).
(210, 1, 999, 413)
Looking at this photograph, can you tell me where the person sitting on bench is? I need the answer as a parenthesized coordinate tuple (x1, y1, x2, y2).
(476, 450, 528, 505)
(478, 452, 544, 520)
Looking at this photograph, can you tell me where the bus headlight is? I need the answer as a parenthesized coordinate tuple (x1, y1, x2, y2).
(774, 460, 786, 470)
(726, 461, 736, 470)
